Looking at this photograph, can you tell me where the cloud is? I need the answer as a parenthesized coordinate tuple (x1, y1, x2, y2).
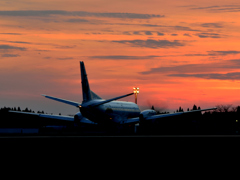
(144, 31, 153, 35)
(140, 59, 240, 75)
(140, 24, 199, 32)
(195, 32, 222, 38)
(133, 31, 141, 35)
(201, 23, 223, 28)
(0, 33, 22, 35)
(57, 57, 74, 60)
(184, 51, 240, 56)
(173, 26, 199, 31)
(123, 31, 132, 35)
(207, 51, 240, 56)
(88, 55, 161, 60)
(6, 41, 31, 44)
(44, 57, 51, 59)
(189, 5, 240, 13)
(1, 54, 20, 57)
(123, 31, 165, 36)
(0, 44, 26, 51)
(183, 33, 191, 37)
(55, 45, 77, 49)
(0, 10, 164, 19)
(168, 72, 240, 80)
(140, 63, 214, 75)
(65, 19, 89, 23)
(157, 32, 165, 36)
(112, 39, 185, 49)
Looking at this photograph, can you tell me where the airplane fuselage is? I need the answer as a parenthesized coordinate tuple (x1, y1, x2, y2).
(80, 99, 141, 124)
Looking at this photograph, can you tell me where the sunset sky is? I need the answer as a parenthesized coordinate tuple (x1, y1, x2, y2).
(1, 0, 240, 115)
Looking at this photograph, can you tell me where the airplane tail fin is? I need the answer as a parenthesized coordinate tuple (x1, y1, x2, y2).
(80, 61, 97, 103)
(90, 90, 102, 100)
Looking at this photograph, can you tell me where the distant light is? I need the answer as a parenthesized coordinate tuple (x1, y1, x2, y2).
(236, 120, 238, 123)
(133, 87, 139, 104)
(133, 87, 139, 94)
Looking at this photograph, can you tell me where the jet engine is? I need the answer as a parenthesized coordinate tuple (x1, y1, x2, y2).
(139, 109, 157, 122)
(74, 112, 84, 126)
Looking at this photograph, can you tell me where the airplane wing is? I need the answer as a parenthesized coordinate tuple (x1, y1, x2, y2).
(145, 107, 217, 121)
(123, 107, 217, 124)
(8, 111, 96, 124)
(91, 93, 134, 107)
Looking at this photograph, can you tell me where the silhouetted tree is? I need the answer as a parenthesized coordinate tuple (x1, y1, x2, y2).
(237, 106, 240, 114)
(17, 107, 21, 111)
(178, 106, 184, 112)
(192, 104, 197, 110)
(231, 106, 237, 112)
(24, 107, 29, 112)
(216, 104, 232, 112)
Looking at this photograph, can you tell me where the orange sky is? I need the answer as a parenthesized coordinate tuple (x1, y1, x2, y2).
(1, 0, 240, 114)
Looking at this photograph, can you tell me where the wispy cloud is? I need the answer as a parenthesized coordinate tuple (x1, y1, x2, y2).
(112, 39, 185, 49)
(0, 33, 22, 35)
(140, 24, 199, 32)
(183, 33, 191, 37)
(195, 32, 222, 38)
(65, 18, 90, 23)
(5, 41, 31, 44)
(184, 50, 240, 57)
(57, 57, 74, 60)
(0, 44, 26, 51)
(0, 10, 164, 19)
(140, 59, 240, 75)
(208, 51, 240, 56)
(1, 54, 20, 57)
(201, 23, 223, 28)
(168, 72, 240, 80)
(123, 31, 165, 36)
(173, 26, 199, 31)
(55, 45, 77, 49)
(189, 5, 240, 13)
(88, 55, 161, 60)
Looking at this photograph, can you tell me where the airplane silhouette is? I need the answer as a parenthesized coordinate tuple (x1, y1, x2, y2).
(10, 61, 217, 129)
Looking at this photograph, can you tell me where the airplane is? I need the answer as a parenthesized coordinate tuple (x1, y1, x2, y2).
(10, 61, 217, 131)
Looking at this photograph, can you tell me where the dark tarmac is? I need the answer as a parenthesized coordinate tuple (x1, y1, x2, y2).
(1, 135, 240, 138)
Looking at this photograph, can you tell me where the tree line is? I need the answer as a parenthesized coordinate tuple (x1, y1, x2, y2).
(0, 106, 45, 114)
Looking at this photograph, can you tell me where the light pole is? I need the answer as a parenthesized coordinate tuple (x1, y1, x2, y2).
(133, 87, 139, 104)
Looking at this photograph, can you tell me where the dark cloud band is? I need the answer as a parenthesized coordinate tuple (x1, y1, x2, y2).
(112, 39, 185, 48)
(189, 5, 240, 13)
(88, 55, 161, 60)
(140, 59, 240, 81)
(0, 44, 26, 51)
(168, 72, 240, 80)
(0, 10, 164, 19)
